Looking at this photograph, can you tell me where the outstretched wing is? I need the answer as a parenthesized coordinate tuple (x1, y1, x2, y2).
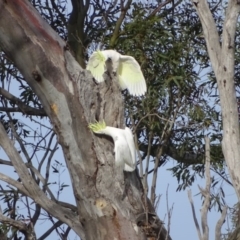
(123, 127, 136, 172)
(86, 51, 106, 82)
(117, 55, 147, 96)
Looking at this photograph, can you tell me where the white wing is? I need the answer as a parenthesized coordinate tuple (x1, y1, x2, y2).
(123, 127, 136, 172)
(90, 124, 136, 172)
(117, 55, 147, 96)
(86, 51, 107, 82)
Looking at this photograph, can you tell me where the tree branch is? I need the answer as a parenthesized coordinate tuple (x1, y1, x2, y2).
(147, 0, 172, 18)
(215, 205, 227, 240)
(38, 220, 63, 240)
(110, 0, 132, 47)
(199, 136, 211, 240)
(0, 87, 46, 116)
(188, 137, 211, 240)
(150, 93, 181, 205)
(49, 0, 67, 27)
(0, 172, 30, 196)
(221, 0, 240, 58)
(192, 0, 240, 201)
(68, 0, 90, 67)
(0, 206, 37, 240)
(188, 189, 202, 240)
(28, 164, 77, 212)
(0, 158, 77, 211)
(0, 159, 11, 166)
(0, 121, 85, 238)
(0, 211, 28, 231)
(191, 0, 221, 70)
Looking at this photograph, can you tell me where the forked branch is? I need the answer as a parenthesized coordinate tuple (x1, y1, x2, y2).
(188, 137, 227, 240)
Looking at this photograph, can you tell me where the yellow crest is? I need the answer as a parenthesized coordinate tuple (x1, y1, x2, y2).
(88, 120, 106, 133)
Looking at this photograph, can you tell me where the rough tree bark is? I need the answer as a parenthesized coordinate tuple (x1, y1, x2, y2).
(191, 0, 240, 198)
(0, 1, 171, 239)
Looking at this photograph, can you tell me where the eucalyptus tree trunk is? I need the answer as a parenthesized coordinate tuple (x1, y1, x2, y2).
(0, 1, 170, 239)
(191, 0, 240, 197)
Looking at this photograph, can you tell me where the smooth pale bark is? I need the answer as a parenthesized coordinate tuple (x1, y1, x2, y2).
(0, 1, 170, 239)
(191, 0, 240, 199)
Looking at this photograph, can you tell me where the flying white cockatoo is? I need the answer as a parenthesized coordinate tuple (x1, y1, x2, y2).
(86, 50, 147, 96)
(89, 120, 136, 172)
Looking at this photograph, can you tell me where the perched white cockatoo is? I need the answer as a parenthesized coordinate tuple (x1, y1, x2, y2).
(89, 120, 136, 172)
(86, 50, 147, 96)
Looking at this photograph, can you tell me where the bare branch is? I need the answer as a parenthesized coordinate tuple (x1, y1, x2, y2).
(49, 0, 67, 27)
(38, 220, 63, 240)
(188, 189, 202, 240)
(147, 0, 172, 18)
(200, 136, 211, 240)
(134, 113, 174, 132)
(28, 164, 77, 211)
(210, 0, 222, 14)
(215, 206, 227, 240)
(144, 131, 153, 195)
(61, 225, 71, 240)
(165, 184, 174, 240)
(0, 159, 12, 166)
(150, 94, 181, 205)
(0, 172, 30, 196)
(150, 147, 163, 204)
(188, 137, 225, 240)
(68, 0, 90, 67)
(191, 0, 221, 70)
(0, 87, 46, 116)
(37, 132, 56, 172)
(222, 0, 240, 60)
(0, 121, 84, 238)
(27, 164, 55, 200)
(5, 110, 33, 161)
(0, 107, 45, 116)
(0, 206, 37, 239)
(110, 0, 132, 47)
(0, 158, 77, 211)
(0, 211, 28, 232)
(192, 0, 240, 201)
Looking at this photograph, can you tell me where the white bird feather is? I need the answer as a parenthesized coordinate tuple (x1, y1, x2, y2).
(89, 121, 136, 172)
(86, 50, 147, 96)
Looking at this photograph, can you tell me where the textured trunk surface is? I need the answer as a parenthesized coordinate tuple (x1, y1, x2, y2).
(0, 1, 170, 240)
